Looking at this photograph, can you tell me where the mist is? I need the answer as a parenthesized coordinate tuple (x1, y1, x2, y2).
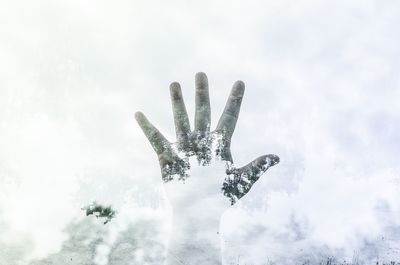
(0, 0, 399, 264)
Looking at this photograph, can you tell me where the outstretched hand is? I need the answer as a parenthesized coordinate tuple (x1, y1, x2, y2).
(135, 72, 279, 205)
(135, 72, 279, 265)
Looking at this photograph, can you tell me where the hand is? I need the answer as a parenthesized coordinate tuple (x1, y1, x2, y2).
(135, 72, 279, 264)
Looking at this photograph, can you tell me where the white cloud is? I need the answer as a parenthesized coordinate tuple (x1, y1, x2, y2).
(0, 0, 399, 264)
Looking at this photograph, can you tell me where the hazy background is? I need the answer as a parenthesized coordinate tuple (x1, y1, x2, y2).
(0, 0, 399, 264)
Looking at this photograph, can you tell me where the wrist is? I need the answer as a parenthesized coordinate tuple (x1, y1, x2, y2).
(172, 208, 221, 241)
(166, 208, 223, 265)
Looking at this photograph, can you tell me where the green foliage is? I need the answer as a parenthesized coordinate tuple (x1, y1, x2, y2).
(82, 201, 116, 224)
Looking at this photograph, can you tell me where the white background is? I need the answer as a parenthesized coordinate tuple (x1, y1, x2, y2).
(0, 0, 399, 264)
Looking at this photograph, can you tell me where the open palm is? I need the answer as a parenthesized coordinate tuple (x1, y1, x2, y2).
(135, 72, 279, 265)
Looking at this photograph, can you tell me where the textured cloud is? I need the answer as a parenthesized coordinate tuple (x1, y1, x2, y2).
(0, 0, 399, 264)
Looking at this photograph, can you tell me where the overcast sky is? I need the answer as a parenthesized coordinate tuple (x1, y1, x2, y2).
(0, 0, 400, 264)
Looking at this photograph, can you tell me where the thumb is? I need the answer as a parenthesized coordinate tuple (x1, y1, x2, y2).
(223, 154, 280, 205)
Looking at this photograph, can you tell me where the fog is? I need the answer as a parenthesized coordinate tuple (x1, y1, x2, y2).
(0, 0, 399, 264)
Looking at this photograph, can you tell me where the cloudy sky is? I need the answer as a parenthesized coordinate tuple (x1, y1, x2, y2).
(0, 0, 400, 264)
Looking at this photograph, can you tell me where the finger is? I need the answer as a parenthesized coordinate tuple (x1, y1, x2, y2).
(135, 111, 170, 155)
(238, 154, 280, 175)
(215, 80, 245, 139)
(223, 154, 279, 205)
(170, 82, 191, 142)
(194, 72, 211, 132)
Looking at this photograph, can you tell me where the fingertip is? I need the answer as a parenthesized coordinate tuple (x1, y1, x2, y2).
(234, 80, 245, 87)
(169, 82, 182, 98)
(268, 154, 280, 166)
(169, 81, 181, 90)
(255, 154, 280, 168)
(134, 111, 145, 123)
(195, 72, 208, 86)
(232, 80, 245, 96)
(195, 71, 207, 79)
